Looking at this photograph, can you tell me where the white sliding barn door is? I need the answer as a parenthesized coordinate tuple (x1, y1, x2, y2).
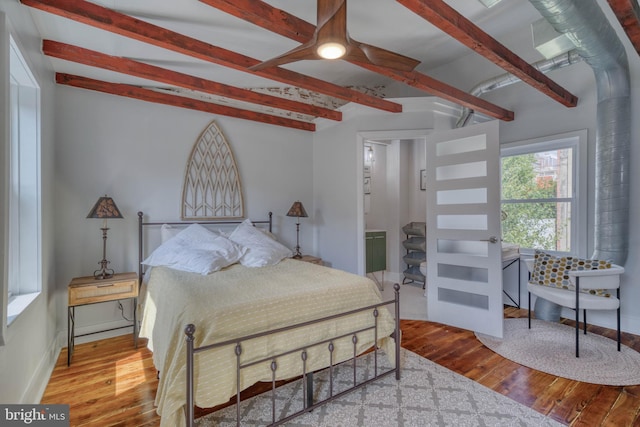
(426, 121, 503, 338)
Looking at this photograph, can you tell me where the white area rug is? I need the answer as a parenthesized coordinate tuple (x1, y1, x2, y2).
(476, 318, 640, 386)
(198, 348, 561, 426)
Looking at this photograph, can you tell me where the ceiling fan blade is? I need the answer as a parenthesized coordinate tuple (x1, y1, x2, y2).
(249, 41, 319, 71)
(348, 41, 421, 72)
(250, 0, 418, 73)
(251, 0, 348, 71)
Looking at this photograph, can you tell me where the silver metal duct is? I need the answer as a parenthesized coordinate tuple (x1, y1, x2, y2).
(528, 0, 630, 265)
(456, 50, 582, 128)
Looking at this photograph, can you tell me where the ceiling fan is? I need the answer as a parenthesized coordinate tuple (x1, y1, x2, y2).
(249, 0, 420, 72)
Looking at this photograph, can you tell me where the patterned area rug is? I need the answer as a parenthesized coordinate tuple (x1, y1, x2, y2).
(476, 318, 640, 386)
(198, 348, 561, 426)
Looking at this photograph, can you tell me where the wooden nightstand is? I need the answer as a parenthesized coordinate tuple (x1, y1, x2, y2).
(67, 272, 139, 366)
(297, 255, 323, 265)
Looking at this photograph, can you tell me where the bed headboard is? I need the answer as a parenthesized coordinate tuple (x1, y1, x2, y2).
(137, 211, 273, 283)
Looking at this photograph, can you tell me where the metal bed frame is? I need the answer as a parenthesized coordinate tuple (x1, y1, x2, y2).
(136, 211, 401, 426)
(185, 284, 400, 427)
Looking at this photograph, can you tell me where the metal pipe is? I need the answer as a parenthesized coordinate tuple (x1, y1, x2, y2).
(528, 0, 631, 265)
(456, 50, 583, 128)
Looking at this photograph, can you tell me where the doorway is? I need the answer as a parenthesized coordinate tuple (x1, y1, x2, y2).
(356, 130, 429, 320)
(357, 121, 504, 337)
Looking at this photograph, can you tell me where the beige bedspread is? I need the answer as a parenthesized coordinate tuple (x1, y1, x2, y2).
(139, 259, 396, 427)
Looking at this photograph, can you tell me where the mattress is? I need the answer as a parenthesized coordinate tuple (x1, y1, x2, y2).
(139, 259, 396, 427)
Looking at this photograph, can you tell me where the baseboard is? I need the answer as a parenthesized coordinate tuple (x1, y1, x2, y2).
(24, 334, 60, 403)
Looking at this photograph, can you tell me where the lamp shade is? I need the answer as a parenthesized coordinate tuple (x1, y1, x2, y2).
(86, 196, 123, 219)
(286, 201, 308, 218)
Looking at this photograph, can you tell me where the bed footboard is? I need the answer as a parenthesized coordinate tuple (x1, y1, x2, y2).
(184, 283, 401, 427)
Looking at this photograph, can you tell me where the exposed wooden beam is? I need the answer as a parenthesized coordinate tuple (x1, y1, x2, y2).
(43, 40, 341, 122)
(55, 73, 316, 131)
(200, 0, 514, 121)
(200, 0, 312, 42)
(397, 0, 578, 108)
(350, 61, 514, 121)
(21, 0, 402, 113)
(607, 0, 640, 56)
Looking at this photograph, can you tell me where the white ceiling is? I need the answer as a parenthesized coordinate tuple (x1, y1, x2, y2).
(27, 0, 545, 98)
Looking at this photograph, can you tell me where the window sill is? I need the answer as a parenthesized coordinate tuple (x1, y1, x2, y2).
(7, 292, 41, 326)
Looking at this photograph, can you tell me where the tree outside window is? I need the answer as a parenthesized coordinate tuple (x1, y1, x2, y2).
(501, 148, 572, 253)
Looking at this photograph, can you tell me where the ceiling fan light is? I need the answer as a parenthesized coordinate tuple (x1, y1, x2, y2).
(317, 42, 347, 59)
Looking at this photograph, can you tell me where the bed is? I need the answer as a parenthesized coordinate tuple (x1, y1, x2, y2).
(136, 212, 400, 427)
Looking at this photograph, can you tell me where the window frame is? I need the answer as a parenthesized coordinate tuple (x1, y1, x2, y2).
(1, 25, 43, 342)
(500, 130, 587, 257)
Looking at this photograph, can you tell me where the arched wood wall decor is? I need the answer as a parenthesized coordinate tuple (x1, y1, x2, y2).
(181, 121, 244, 219)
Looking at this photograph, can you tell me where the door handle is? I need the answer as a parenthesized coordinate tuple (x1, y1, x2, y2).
(481, 236, 498, 244)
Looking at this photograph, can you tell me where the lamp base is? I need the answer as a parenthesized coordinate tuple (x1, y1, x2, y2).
(292, 243, 302, 259)
(94, 258, 114, 280)
(94, 227, 115, 279)
(94, 271, 114, 280)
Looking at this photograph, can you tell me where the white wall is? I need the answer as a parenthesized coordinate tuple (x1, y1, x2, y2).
(323, 0, 640, 334)
(313, 101, 438, 273)
(0, 5, 57, 403)
(316, 84, 638, 333)
(407, 139, 427, 222)
(4, 0, 639, 405)
(53, 87, 315, 341)
(426, 0, 640, 333)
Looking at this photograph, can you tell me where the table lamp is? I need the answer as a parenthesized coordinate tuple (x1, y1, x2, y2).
(87, 195, 123, 279)
(286, 201, 308, 259)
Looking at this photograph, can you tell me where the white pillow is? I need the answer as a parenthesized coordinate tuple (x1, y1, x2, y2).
(228, 219, 293, 267)
(160, 223, 181, 243)
(219, 226, 277, 241)
(143, 223, 246, 274)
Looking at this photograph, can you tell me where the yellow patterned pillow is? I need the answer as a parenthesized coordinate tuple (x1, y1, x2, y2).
(530, 250, 612, 297)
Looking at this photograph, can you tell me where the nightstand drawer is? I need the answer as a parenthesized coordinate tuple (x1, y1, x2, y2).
(68, 273, 138, 306)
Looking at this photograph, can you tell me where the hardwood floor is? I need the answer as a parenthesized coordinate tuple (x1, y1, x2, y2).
(42, 308, 640, 426)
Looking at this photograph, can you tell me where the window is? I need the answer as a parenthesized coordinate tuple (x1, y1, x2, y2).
(5, 34, 42, 327)
(500, 131, 586, 256)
